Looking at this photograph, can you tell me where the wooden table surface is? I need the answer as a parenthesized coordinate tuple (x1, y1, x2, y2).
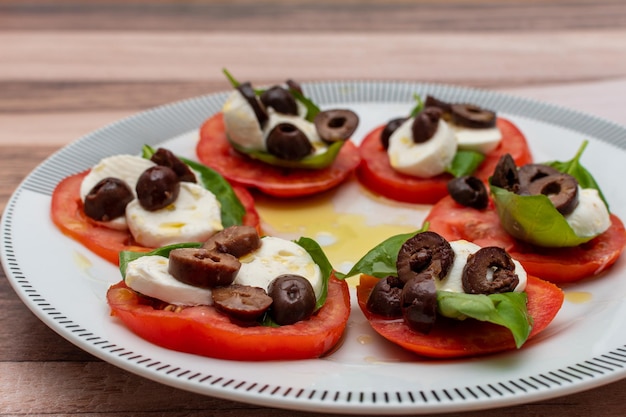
(3, 1, 626, 416)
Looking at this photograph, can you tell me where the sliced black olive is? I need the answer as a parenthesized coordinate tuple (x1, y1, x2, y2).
(83, 177, 134, 221)
(267, 274, 316, 325)
(396, 231, 455, 284)
(202, 225, 261, 258)
(135, 166, 180, 211)
(447, 176, 488, 209)
(490, 154, 520, 192)
(450, 103, 496, 128)
(237, 81, 268, 128)
(168, 248, 240, 288)
(150, 147, 196, 183)
(424, 95, 453, 114)
(266, 123, 313, 160)
(411, 107, 442, 143)
(401, 275, 438, 333)
(526, 173, 579, 215)
(260, 86, 299, 115)
(314, 109, 359, 144)
(212, 284, 273, 322)
(366, 275, 403, 318)
(517, 163, 561, 194)
(462, 246, 519, 295)
(380, 117, 407, 150)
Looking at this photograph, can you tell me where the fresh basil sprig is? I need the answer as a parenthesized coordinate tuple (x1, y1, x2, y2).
(142, 145, 245, 227)
(339, 229, 532, 347)
(545, 140, 608, 209)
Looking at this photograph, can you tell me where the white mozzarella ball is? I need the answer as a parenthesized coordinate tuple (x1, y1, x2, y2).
(125, 255, 213, 306)
(387, 118, 457, 178)
(437, 240, 527, 293)
(565, 187, 611, 238)
(126, 182, 223, 248)
(235, 236, 323, 298)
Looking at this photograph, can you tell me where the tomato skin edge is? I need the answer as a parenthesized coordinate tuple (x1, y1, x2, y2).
(356, 274, 564, 359)
(106, 275, 351, 361)
(50, 171, 261, 266)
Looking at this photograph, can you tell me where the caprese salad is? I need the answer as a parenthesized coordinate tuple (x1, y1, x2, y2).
(426, 142, 626, 283)
(337, 229, 563, 358)
(196, 70, 361, 197)
(51, 146, 260, 265)
(357, 95, 533, 204)
(106, 226, 351, 361)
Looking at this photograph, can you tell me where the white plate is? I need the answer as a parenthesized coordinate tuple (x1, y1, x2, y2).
(3, 81, 626, 415)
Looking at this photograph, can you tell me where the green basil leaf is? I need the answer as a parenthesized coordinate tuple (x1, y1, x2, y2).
(445, 150, 485, 177)
(142, 145, 245, 227)
(288, 88, 321, 122)
(408, 93, 425, 117)
(228, 138, 344, 170)
(119, 242, 202, 278)
(545, 140, 609, 210)
(490, 185, 594, 247)
(222, 68, 241, 88)
(335, 230, 425, 280)
(437, 291, 532, 348)
(294, 236, 333, 310)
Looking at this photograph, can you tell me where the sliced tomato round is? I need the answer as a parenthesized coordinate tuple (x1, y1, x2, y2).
(51, 171, 261, 265)
(357, 274, 563, 359)
(357, 118, 533, 204)
(106, 276, 350, 361)
(425, 196, 626, 283)
(196, 113, 361, 198)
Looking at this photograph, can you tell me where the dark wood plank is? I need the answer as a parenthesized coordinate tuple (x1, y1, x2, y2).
(2, 0, 626, 32)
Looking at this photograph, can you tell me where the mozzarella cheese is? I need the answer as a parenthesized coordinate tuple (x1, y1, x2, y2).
(126, 182, 224, 247)
(79, 154, 156, 230)
(222, 89, 326, 157)
(565, 187, 611, 237)
(235, 236, 323, 298)
(387, 117, 457, 178)
(453, 125, 502, 154)
(222, 90, 266, 150)
(436, 240, 527, 293)
(125, 255, 213, 306)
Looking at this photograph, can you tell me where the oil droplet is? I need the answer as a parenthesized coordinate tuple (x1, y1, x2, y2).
(565, 291, 593, 304)
(357, 334, 374, 345)
(73, 251, 93, 272)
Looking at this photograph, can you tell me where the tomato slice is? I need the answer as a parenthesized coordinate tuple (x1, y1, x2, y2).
(51, 171, 261, 265)
(106, 276, 350, 361)
(425, 196, 626, 283)
(357, 118, 533, 204)
(357, 274, 563, 359)
(196, 113, 361, 198)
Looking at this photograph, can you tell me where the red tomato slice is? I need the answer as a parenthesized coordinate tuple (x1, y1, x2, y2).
(426, 196, 626, 283)
(196, 113, 361, 198)
(51, 171, 261, 265)
(357, 274, 563, 359)
(357, 118, 533, 204)
(107, 276, 351, 361)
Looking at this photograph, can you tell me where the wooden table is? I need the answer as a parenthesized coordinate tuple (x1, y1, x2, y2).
(2, 1, 626, 415)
